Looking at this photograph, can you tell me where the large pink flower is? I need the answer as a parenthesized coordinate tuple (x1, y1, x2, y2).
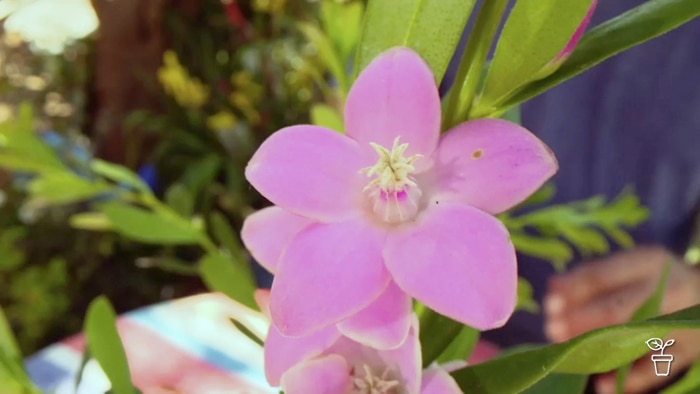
(266, 314, 462, 394)
(244, 47, 557, 342)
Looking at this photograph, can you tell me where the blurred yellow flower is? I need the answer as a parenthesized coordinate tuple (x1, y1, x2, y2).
(206, 110, 237, 131)
(157, 50, 210, 109)
(253, 0, 286, 14)
(229, 71, 262, 125)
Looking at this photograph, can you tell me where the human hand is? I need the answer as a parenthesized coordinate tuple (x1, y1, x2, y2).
(544, 246, 700, 393)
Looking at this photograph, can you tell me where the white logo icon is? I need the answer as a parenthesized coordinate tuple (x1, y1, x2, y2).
(645, 337, 675, 376)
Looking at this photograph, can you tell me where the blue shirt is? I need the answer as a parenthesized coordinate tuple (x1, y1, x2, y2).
(479, 1, 700, 346)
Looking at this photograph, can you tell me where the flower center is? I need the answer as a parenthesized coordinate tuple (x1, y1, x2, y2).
(351, 364, 400, 394)
(360, 137, 422, 224)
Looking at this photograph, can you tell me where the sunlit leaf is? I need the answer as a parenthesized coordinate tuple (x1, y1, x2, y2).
(451, 305, 700, 393)
(98, 202, 202, 245)
(84, 296, 135, 394)
(355, 0, 476, 83)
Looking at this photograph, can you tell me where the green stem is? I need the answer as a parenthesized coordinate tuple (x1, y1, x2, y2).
(443, 0, 509, 129)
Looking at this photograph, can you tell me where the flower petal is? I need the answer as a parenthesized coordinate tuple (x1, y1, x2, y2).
(421, 367, 463, 394)
(432, 118, 557, 214)
(270, 219, 390, 337)
(280, 354, 351, 394)
(241, 206, 314, 273)
(385, 203, 517, 330)
(345, 47, 440, 159)
(329, 315, 422, 394)
(264, 324, 342, 386)
(245, 125, 365, 222)
(337, 281, 412, 350)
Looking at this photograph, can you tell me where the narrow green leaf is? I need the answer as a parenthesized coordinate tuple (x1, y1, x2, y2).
(517, 277, 540, 314)
(662, 357, 700, 394)
(477, 0, 594, 109)
(321, 0, 364, 63)
(488, 0, 700, 117)
(165, 183, 194, 217)
(84, 296, 135, 394)
(91, 160, 152, 195)
(181, 154, 221, 196)
(70, 212, 113, 231)
(355, 0, 476, 83)
(436, 324, 480, 365)
(199, 253, 258, 311)
(451, 304, 700, 393)
(28, 173, 111, 204)
(521, 373, 588, 394)
(419, 307, 464, 367)
(509, 232, 574, 268)
(209, 212, 257, 285)
(299, 22, 348, 94)
(615, 258, 673, 392)
(310, 104, 344, 133)
(0, 104, 65, 170)
(98, 202, 202, 245)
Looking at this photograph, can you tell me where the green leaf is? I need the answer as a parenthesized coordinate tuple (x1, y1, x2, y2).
(436, 324, 480, 365)
(662, 357, 700, 394)
(209, 212, 257, 285)
(84, 296, 135, 394)
(499, 104, 521, 125)
(615, 258, 673, 392)
(70, 212, 113, 231)
(28, 173, 112, 205)
(198, 252, 258, 311)
(477, 0, 594, 109)
(418, 306, 464, 367)
(91, 160, 152, 195)
(488, 0, 700, 117)
(0, 308, 22, 373)
(355, 0, 476, 83)
(298, 22, 348, 94)
(181, 154, 221, 197)
(451, 304, 700, 393)
(508, 232, 574, 270)
(521, 373, 588, 394)
(558, 226, 610, 256)
(321, 0, 364, 63)
(310, 104, 344, 133)
(165, 183, 194, 217)
(98, 202, 202, 245)
(517, 277, 540, 314)
(0, 104, 65, 171)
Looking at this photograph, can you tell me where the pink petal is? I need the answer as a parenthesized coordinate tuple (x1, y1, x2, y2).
(431, 118, 557, 214)
(337, 281, 412, 350)
(245, 125, 365, 222)
(270, 219, 391, 337)
(329, 315, 422, 394)
(384, 203, 517, 330)
(345, 47, 441, 160)
(264, 324, 342, 386)
(421, 367, 463, 394)
(280, 354, 351, 394)
(241, 206, 314, 273)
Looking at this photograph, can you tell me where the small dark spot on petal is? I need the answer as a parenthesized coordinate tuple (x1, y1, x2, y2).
(472, 149, 484, 159)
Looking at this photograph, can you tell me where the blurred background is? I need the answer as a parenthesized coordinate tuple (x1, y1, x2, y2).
(0, 0, 362, 355)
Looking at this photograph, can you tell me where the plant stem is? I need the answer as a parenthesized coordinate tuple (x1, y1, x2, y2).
(443, 0, 509, 129)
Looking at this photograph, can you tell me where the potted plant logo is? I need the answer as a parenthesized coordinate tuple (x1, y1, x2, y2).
(645, 337, 675, 376)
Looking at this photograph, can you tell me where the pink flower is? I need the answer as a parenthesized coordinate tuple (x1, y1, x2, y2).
(243, 47, 557, 344)
(266, 314, 463, 394)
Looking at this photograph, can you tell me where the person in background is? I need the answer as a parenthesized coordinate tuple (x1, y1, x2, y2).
(446, 1, 700, 393)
